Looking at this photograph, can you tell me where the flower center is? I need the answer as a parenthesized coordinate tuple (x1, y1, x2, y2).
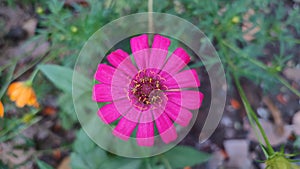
(128, 69, 168, 110)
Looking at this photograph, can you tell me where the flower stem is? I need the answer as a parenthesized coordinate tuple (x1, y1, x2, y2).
(160, 155, 172, 169)
(28, 68, 39, 84)
(148, 0, 154, 33)
(233, 73, 275, 156)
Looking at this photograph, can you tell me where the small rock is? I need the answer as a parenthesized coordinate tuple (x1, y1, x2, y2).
(257, 107, 269, 120)
(292, 110, 300, 135)
(283, 68, 300, 82)
(223, 139, 252, 169)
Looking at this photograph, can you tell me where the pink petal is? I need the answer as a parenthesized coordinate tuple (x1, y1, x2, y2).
(139, 109, 153, 123)
(94, 64, 115, 84)
(93, 84, 126, 102)
(148, 35, 171, 69)
(92, 84, 113, 102)
(107, 49, 129, 67)
(107, 49, 138, 77)
(152, 106, 165, 120)
(110, 70, 131, 87)
(155, 113, 177, 144)
(111, 84, 129, 101)
(136, 122, 154, 146)
(130, 34, 149, 70)
(113, 117, 137, 141)
(123, 108, 141, 123)
(165, 69, 200, 89)
(162, 48, 190, 75)
(166, 91, 204, 110)
(164, 101, 193, 127)
(97, 103, 121, 124)
(114, 99, 133, 116)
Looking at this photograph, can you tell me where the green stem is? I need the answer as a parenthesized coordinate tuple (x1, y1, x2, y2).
(221, 45, 268, 152)
(160, 155, 172, 169)
(275, 74, 300, 97)
(233, 73, 275, 156)
(26, 68, 39, 86)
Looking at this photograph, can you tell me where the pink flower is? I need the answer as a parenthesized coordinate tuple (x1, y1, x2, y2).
(93, 34, 203, 146)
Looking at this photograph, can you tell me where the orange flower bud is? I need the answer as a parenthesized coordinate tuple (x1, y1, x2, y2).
(0, 101, 4, 118)
(7, 81, 39, 108)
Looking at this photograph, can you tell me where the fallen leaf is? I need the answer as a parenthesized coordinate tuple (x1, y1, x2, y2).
(242, 8, 260, 42)
(276, 94, 288, 105)
(230, 98, 241, 110)
(0, 143, 35, 168)
(52, 149, 62, 160)
(43, 106, 57, 116)
(57, 156, 71, 169)
(22, 19, 37, 37)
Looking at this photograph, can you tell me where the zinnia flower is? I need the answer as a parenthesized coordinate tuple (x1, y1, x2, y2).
(7, 81, 39, 108)
(0, 101, 4, 118)
(93, 34, 203, 146)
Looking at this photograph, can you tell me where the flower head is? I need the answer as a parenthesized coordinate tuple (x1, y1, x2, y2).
(36, 6, 44, 14)
(231, 16, 240, 24)
(0, 101, 4, 118)
(93, 34, 203, 146)
(7, 81, 39, 108)
(265, 153, 299, 169)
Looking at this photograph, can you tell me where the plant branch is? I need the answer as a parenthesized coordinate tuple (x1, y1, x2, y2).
(233, 73, 275, 156)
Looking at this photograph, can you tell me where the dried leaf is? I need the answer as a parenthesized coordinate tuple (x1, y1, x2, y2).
(242, 9, 260, 41)
(57, 156, 71, 169)
(283, 68, 300, 82)
(248, 119, 292, 146)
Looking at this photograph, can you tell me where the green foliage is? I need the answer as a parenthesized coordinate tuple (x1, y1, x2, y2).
(294, 136, 300, 149)
(36, 159, 54, 169)
(0, 110, 41, 142)
(71, 129, 142, 169)
(2, 0, 300, 168)
(163, 146, 211, 168)
(38, 64, 92, 129)
(38, 64, 73, 93)
(71, 130, 210, 169)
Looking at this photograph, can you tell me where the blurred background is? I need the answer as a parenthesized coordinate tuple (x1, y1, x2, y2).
(0, 0, 300, 168)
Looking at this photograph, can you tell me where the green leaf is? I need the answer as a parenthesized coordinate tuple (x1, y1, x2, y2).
(58, 93, 77, 129)
(100, 157, 142, 169)
(163, 146, 211, 168)
(38, 64, 91, 93)
(36, 159, 54, 169)
(47, 0, 64, 14)
(73, 129, 97, 153)
(70, 129, 108, 169)
(39, 64, 73, 93)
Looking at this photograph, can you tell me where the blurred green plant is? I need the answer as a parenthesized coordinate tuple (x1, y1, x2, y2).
(71, 129, 210, 169)
(1, 0, 300, 168)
